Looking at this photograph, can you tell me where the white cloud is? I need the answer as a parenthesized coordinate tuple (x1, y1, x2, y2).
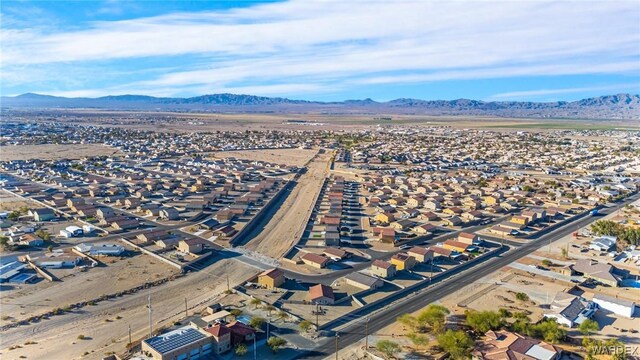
(2, 0, 639, 96)
(489, 83, 640, 100)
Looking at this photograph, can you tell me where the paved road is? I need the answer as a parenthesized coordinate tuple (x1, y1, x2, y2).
(298, 192, 640, 359)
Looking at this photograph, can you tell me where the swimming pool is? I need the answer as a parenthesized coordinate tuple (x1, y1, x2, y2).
(621, 279, 640, 288)
(235, 315, 252, 325)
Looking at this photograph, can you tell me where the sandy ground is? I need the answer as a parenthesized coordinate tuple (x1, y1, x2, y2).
(211, 148, 318, 167)
(0, 258, 258, 360)
(0, 191, 35, 212)
(245, 151, 332, 258)
(0, 144, 121, 161)
(0, 254, 178, 326)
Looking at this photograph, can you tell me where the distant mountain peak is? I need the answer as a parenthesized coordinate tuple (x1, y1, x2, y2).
(3, 92, 638, 120)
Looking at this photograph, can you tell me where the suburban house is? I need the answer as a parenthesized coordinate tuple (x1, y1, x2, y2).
(593, 294, 636, 318)
(589, 236, 617, 252)
(257, 268, 285, 289)
(301, 253, 330, 269)
(407, 246, 434, 263)
(205, 324, 232, 354)
(178, 239, 204, 254)
(30, 208, 56, 222)
(308, 284, 335, 305)
(458, 232, 479, 244)
(472, 330, 561, 360)
(442, 239, 472, 253)
(344, 272, 384, 290)
(370, 259, 396, 279)
(543, 292, 597, 327)
(390, 252, 416, 271)
(570, 259, 626, 287)
(141, 325, 213, 360)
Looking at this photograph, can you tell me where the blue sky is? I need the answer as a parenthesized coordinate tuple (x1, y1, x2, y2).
(1, 0, 639, 101)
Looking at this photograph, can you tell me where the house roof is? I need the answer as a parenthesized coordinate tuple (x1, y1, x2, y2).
(144, 326, 206, 355)
(309, 284, 334, 301)
(206, 323, 230, 338)
(372, 259, 394, 269)
(344, 272, 382, 288)
(301, 253, 329, 265)
(259, 268, 283, 279)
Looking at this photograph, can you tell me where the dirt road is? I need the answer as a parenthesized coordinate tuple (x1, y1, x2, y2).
(244, 151, 332, 258)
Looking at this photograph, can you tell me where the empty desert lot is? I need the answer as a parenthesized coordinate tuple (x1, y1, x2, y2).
(0, 144, 121, 161)
(210, 147, 318, 167)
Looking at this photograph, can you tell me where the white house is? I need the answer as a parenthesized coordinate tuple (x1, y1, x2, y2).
(75, 243, 125, 256)
(544, 292, 597, 327)
(593, 294, 636, 318)
(589, 236, 616, 252)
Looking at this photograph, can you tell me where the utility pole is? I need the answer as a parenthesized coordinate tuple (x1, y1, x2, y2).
(184, 298, 188, 317)
(148, 293, 153, 339)
(335, 332, 340, 360)
(226, 274, 230, 292)
(267, 315, 270, 339)
(315, 303, 319, 329)
(253, 335, 257, 360)
(128, 324, 132, 346)
(365, 318, 370, 350)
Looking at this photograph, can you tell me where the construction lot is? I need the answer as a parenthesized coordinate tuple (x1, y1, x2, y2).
(0, 258, 257, 360)
(244, 150, 333, 258)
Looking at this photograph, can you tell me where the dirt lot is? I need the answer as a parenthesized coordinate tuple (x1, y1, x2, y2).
(0, 258, 257, 360)
(245, 150, 333, 258)
(0, 191, 37, 212)
(0, 144, 121, 161)
(0, 253, 178, 326)
(211, 148, 318, 167)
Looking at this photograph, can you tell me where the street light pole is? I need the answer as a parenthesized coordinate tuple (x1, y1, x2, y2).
(365, 318, 370, 350)
(335, 332, 340, 360)
(253, 335, 257, 360)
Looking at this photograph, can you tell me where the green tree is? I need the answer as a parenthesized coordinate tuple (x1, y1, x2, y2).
(235, 343, 248, 356)
(437, 330, 474, 359)
(249, 316, 265, 330)
(406, 332, 429, 348)
(276, 310, 289, 322)
(264, 304, 276, 316)
(531, 319, 565, 343)
(579, 319, 599, 337)
(465, 310, 504, 334)
(417, 304, 450, 334)
(541, 259, 553, 267)
(267, 336, 287, 353)
(8, 211, 20, 221)
(376, 340, 401, 359)
(35, 230, 51, 241)
(299, 320, 313, 332)
(515, 292, 529, 302)
(250, 298, 262, 309)
(0, 236, 9, 249)
(397, 313, 419, 332)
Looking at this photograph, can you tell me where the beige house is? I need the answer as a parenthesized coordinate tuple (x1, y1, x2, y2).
(407, 246, 433, 263)
(258, 268, 285, 289)
(370, 259, 396, 279)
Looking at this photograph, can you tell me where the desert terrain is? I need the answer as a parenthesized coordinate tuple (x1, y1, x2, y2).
(242, 150, 332, 258)
(0, 144, 121, 161)
(0, 258, 257, 360)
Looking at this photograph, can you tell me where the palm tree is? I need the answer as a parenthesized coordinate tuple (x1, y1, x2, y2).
(264, 304, 276, 316)
(276, 310, 289, 322)
(250, 298, 262, 309)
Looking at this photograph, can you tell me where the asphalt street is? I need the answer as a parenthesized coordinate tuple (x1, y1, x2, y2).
(297, 192, 640, 359)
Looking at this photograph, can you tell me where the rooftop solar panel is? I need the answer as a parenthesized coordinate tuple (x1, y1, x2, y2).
(145, 326, 206, 354)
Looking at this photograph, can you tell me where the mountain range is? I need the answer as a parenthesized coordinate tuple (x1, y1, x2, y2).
(2, 92, 639, 120)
